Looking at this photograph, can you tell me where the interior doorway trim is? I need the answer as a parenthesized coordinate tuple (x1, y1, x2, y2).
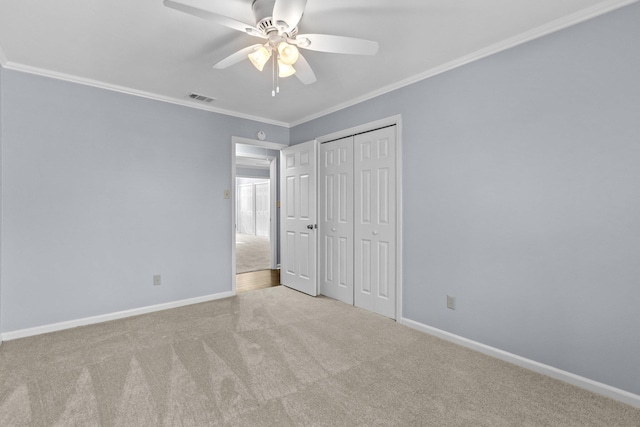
(315, 115, 403, 321)
(231, 136, 287, 294)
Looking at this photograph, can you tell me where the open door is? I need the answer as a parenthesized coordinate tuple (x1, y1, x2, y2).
(280, 141, 318, 296)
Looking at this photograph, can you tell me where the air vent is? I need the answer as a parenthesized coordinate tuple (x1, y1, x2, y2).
(188, 93, 215, 103)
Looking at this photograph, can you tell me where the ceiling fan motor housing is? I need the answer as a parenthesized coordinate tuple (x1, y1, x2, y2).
(252, 0, 298, 36)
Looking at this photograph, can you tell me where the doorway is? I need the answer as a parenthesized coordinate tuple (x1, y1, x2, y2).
(236, 177, 270, 274)
(231, 137, 287, 294)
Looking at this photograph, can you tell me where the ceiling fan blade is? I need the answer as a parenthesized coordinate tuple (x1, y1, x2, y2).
(273, 0, 307, 31)
(213, 44, 262, 69)
(163, 0, 265, 38)
(295, 34, 378, 55)
(294, 54, 316, 85)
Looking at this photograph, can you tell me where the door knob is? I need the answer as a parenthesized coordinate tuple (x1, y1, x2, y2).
(372, 231, 379, 236)
(307, 224, 314, 230)
(332, 227, 337, 232)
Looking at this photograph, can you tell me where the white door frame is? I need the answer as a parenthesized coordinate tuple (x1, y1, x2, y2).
(231, 136, 287, 294)
(315, 115, 403, 320)
(269, 157, 278, 265)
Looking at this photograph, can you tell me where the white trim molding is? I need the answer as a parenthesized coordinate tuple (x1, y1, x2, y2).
(3, 1, 636, 129)
(230, 136, 287, 293)
(1, 61, 289, 128)
(289, 0, 639, 127)
(232, 136, 288, 150)
(400, 317, 640, 409)
(1, 291, 235, 341)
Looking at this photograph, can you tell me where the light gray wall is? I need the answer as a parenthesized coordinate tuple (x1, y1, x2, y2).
(0, 69, 287, 333)
(291, 3, 640, 395)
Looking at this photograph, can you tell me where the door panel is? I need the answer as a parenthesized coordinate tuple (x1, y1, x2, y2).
(280, 141, 317, 296)
(285, 231, 296, 275)
(354, 126, 396, 318)
(300, 175, 310, 219)
(319, 137, 354, 304)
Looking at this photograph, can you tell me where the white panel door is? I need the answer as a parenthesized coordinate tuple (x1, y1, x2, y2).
(255, 182, 270, 237)
(319, 137, 354, 304)
(237, 183, 254, 235)
(280, 141, 318, 296)
(354, 126, 396, 318)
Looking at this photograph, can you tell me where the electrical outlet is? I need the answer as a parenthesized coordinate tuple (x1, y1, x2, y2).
(224, 189, 231, 199)
(153, 275, 161, 286)
(447, 295, 456, 310)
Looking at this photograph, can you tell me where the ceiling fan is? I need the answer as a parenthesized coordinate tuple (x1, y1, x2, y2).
(163, 0, 379, 95)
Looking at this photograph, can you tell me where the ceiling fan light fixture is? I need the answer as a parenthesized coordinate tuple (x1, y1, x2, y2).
(278, 60, 296, 78)
(248, 46, 272, 71)
(277, 42, 299, 66)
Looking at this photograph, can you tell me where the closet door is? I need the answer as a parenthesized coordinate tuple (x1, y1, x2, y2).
(319, 137, 354, 304)
(354, 126, 396, 319)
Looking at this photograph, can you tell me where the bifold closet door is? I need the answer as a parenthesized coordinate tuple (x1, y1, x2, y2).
(354, 126, 396, 319)
(319, 136, 354, 304)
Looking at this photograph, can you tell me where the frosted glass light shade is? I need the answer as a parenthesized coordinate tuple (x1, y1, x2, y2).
(277, 42, 299, 66)
(248, 46, 271, 71)
(278, 60, 296, 77)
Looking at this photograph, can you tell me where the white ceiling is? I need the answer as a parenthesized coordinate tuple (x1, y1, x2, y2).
(0, 0, 632, 126)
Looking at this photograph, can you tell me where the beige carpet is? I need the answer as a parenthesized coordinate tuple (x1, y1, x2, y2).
(1, 286, 639, 426)
(236, 233, 271, 274)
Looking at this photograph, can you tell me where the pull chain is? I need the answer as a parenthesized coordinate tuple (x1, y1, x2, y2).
(270, 50, 281, 96)
(271, 53, 276, 97)
(276, 56, 280, 94)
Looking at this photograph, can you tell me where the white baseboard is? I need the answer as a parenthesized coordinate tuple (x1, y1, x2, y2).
(399, 317, 640, 409)
(1, 291, 235, 341)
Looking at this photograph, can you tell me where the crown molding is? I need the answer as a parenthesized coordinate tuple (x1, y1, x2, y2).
(289, 0, 639, 127)
(1, 60, 289, 128)
(2, 0, 636, 128)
